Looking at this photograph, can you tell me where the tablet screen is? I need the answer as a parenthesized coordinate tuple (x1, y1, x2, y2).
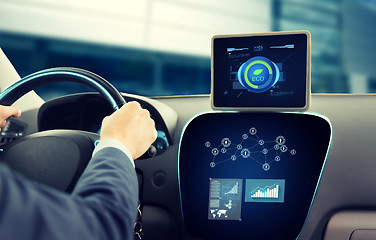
(211, 31, 310, 111)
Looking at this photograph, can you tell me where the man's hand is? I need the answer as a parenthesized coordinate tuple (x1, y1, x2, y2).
(100, 101, 157, 160)
(0, 105, 21, 128)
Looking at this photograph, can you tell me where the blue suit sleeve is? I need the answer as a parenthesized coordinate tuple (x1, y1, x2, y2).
(0, 147, 138, 240)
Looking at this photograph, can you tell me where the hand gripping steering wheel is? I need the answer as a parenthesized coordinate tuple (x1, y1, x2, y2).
(0, 67, 126, 193)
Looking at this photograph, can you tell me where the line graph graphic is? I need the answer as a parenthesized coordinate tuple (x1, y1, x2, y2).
(205, 127, 296, 171)
(225, 182, 239, 195)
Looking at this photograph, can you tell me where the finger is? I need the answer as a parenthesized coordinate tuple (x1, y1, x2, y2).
(125, 101, 141, 111)
(141, 108, 150, 118)
(102, 116, 109, 124)
(1, 106, 21, 118)
(0, 119, 6, 128)
(153, 129, 158, 140)
(127, 101, 141, 107)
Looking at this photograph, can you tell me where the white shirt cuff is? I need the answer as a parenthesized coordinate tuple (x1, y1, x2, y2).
(92, 138, 135, 168)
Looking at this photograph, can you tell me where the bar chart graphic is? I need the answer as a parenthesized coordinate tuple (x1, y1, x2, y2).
(245, 179, 285, 203)
(250, 184, 279, 199)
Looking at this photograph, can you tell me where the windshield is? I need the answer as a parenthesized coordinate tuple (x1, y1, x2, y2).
(0, 0, 374, 100)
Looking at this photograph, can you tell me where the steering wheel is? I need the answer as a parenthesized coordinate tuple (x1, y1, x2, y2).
(0, 67, 126, 193)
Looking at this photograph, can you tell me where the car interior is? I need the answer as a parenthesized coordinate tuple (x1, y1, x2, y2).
(1, 1, 376, 240)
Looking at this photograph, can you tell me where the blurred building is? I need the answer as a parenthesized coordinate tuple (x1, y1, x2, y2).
(0, 0, 375, 99)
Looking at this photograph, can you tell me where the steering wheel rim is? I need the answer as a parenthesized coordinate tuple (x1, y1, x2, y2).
(0, 67, 126, 110)
(0, 67, 126, 192)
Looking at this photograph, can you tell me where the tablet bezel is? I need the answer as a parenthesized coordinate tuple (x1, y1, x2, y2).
(211, 31, 311, 111)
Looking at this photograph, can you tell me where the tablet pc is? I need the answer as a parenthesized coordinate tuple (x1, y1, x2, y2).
(211, 31, 311, 111)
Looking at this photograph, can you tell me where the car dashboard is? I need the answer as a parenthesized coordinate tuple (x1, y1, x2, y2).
(3, 93, 376, 240)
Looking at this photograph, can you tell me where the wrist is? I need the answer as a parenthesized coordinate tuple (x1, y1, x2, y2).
(93, 138, 135, 167)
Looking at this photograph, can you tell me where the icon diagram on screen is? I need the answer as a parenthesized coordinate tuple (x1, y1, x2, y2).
(245, 179, 285, 203)
(237, 56, 280, 93)
(205, 127, 296, 171)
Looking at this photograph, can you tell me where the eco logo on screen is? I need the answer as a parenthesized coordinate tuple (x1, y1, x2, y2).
(237, 56, 280, 93)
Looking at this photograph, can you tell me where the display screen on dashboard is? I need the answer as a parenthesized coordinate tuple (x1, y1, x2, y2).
(211, 31, 310, 111)
(179, 112, 331, 240)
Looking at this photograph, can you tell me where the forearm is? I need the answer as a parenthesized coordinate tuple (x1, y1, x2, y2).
(72, 147, 139, 239)
(0, 147, 138, 240)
